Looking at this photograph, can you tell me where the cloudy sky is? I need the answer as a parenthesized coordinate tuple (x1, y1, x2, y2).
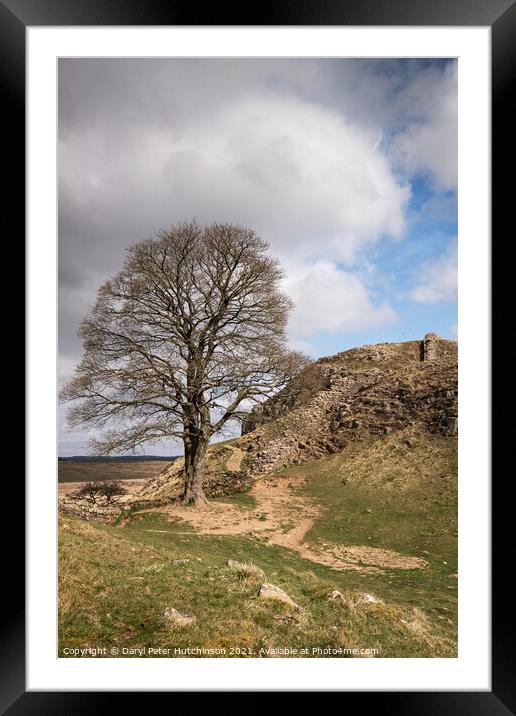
(58, 58, 457, 456)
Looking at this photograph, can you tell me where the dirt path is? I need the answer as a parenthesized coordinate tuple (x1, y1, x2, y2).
(225, 445, 245, 472)
(139, 472, 427, 573)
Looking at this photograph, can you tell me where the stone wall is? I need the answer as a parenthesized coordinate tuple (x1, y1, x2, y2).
(58, 496, 125, 523)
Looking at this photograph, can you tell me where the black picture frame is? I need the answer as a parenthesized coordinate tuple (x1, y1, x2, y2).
(8, 0, 508, 709)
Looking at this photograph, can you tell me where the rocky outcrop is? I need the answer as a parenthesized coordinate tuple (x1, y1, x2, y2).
(237, 336, 457, 476)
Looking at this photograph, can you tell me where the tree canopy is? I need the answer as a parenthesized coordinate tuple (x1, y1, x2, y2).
(61, 221, 308, 503)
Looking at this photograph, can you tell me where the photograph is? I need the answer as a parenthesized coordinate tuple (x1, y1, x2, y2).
(57, 57, 459, 660)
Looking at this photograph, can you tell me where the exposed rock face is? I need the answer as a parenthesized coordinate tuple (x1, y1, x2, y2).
(238, 337, 457, 477)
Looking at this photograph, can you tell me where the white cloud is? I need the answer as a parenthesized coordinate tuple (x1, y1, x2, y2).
(60, 91, 410, 267)
(284, 259, 397, 339)
(390, 62, 457, 191)
(59, 89, 410, 376)
(411, 240, 458, 304)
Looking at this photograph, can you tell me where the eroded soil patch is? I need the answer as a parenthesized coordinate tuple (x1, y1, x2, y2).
(138, 473, 427, 574)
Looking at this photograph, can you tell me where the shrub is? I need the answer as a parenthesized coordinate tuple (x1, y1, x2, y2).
(70, 480, 128, 505)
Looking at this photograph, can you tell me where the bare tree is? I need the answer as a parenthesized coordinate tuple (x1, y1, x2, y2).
(61, 222, 308, 505)
(70, 480, 128, 505)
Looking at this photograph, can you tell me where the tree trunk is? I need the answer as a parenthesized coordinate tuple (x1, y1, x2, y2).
(183, 434, 209, 506)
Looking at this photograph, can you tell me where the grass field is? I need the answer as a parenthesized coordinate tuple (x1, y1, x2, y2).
(58, 430, 457, 658)
(58, 460, 173, 483)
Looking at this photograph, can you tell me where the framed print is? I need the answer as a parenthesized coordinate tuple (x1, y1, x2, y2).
(7, 0, 510, 709)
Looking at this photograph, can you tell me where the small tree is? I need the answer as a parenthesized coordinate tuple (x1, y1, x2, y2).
(61, 222, 307, 505)
(70, 480, 128, 505)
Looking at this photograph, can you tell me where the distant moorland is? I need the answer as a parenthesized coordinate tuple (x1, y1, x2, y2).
(58, 457, 178, 483)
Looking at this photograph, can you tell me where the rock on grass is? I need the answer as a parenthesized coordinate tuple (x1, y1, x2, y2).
(258, 583, 299, 609)
(161, 607, 196, 627)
